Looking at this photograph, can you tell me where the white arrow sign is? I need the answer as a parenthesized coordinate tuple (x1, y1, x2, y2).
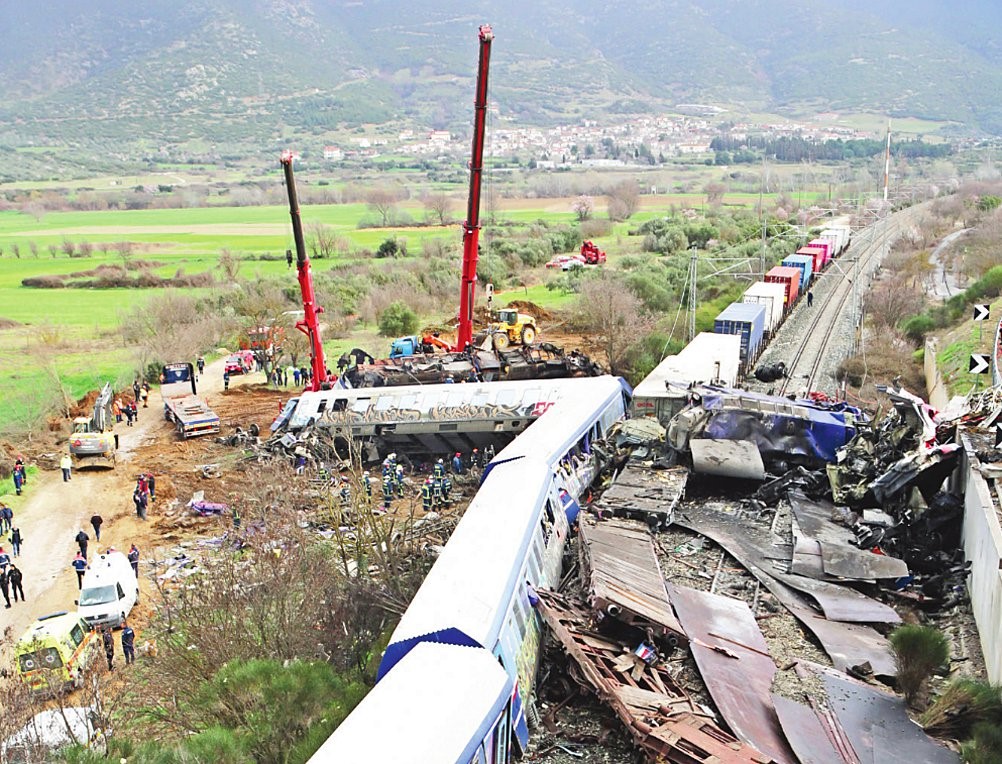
(974, 304, 990, 321)
(971, 354, 991, 374)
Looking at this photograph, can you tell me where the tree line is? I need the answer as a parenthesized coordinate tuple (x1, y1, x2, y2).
(709, 135, 954, 164)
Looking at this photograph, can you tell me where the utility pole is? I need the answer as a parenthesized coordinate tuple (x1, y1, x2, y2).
(883, 119, 892, 203)
(688, 245, 698, 342)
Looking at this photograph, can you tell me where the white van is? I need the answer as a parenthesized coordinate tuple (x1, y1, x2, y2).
(77, 552, 138, 629)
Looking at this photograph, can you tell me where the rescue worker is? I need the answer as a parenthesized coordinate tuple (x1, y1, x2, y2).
(10, 527, 22, 557)
(197, 357, 205, 376)
(421, 478, 433, 512)
(75, 529, 89, 557)
(484, 443, 496, 463)
(433, 458, 445, 480)
(432, 476, 444, 509)
(339, 480, 351, 507)
(121, 620, 136, 665)
(395, 463, 405, 498)
(72, 552, 87, 588)
(442, 474, 453, 504)
(0, 568, 9, 609)
(382, 473, 394, 510)
(223, 369, 230, 390)
(60, 453, 72, 482)
(232, 505, 241, 530)
(362, 471, 372, 500)
(7, 564, 23, 603)
(102, 627, 115, 671)
(128, 544, 140, 577)
(90, 514, 103, 541)
(451, 452, 464, 475)
(468, 448, 480, 472)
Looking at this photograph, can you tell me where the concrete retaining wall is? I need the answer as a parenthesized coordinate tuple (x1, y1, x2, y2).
(925, 337, 950, 411)
(959, 435, 1002, 685)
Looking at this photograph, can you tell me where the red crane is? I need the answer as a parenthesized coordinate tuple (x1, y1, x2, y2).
(281, 150, 332, 391)
(454, 24, 494, 352)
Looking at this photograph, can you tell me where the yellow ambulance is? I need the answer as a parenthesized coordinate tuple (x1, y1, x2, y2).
(15, 611, 100, 693)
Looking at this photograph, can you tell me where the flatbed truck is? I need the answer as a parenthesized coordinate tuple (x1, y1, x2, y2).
(161, 363, 219, 438)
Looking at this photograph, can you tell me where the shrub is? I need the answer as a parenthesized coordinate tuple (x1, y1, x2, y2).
(890, 625, 950, 705)
(377, 301, 419, 337)
(902, 314, 937, 343)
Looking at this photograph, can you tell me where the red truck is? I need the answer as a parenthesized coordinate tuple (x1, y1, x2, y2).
(580, 240, 607, 264)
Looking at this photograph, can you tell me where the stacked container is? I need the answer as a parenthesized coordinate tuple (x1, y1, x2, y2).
(781, 254, 814, 291)
(742, 281, 787, 334)
(808, 239, 833, 265)
(800, 243, 828, 273)
(765, 266, 801, 306)
(714, 302, 766, 364)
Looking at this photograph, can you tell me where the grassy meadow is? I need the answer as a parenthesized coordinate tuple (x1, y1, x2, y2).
(0, 185, 820, 437)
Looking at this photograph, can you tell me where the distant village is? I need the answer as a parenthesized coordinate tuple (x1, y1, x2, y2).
(319, 110, 872, 166)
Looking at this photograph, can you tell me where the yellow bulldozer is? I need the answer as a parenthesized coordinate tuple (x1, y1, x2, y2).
(477, 308, 538, 350)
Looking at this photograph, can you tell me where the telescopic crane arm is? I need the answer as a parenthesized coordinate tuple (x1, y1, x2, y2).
(455, 24, 494, 352)
(281, 150, 331, 391)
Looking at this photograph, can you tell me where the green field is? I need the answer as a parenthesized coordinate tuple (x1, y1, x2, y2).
(0, 185, 826, 437)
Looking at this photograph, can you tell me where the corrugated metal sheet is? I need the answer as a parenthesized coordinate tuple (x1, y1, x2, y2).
(781, 254, 815, 291)
(668, 584, 798, 764)
(579, 517, 686, 641)
(714, 302, 766, 361)
(771, 694, 851, 764)
(764, 266, 801, 305)
(591, 463, 687, 530)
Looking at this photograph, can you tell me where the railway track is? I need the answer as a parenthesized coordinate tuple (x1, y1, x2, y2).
(747, 203, 928, 398)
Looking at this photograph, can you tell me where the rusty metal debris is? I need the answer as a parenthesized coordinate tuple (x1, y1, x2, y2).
(591, 463, 687, 530)
(578, 517, 686, 646)
(771, 694, 851, 764)
(668, 584, 797, 764)
(536, 590, 771, 763)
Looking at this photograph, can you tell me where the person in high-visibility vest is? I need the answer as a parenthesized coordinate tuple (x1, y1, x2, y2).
(442, 474, 453, 503)
(382, 474, 394, 510)
(395, 464, 405, 498)
(362, 471, 372, 500)
(433, 458, 445, 480)
(432, 476, 444, 509)
(421, 479, 433, 512)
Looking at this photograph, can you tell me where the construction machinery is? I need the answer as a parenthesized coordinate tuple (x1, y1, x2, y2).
(281, 151, 333, 391)
(389, 334, 452, 359)
(161, 363, 220, 438)
(579, 240, 607, 264)
(480, 308, 537, 350)
(454, 24, 493, 352)
(69, 384, 117, 468)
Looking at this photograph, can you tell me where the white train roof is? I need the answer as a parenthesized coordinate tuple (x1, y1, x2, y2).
(309, 642, 511, 763)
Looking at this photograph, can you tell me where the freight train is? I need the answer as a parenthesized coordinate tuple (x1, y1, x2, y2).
(310, 375, 629, 763)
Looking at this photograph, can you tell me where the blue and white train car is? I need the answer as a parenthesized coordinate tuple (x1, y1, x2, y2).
(485, 375, 630, 506)
(309, 642, 515, 764)
(375, 458, 566, 755)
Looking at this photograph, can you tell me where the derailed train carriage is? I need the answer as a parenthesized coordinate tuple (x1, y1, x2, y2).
(310, 376, 629, 763)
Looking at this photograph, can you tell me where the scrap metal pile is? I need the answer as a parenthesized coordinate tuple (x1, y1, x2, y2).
(531, 387, 968, 762)
(340, 342, 603, 388)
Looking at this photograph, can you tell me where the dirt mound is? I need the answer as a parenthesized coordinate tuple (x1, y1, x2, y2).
(0, 317, 22, 329)
(505, 300, 555, 321)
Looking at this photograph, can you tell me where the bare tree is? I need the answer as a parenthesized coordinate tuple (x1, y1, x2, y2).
(121, 291, 231, 371)
(366, 187, 403, 227)
(61, 238, 76, 258)
(306, 222, 339, 260)
(705, 182, 727, 207)
(866, 275, 926, 333)
(421, 191, 455, 226)
(606, 180, 641, 221)
(47, 244, 58, 258)
(218, 249, 241, 282)
(116, 241, 135, 269)
(574, 272, 651, 375)
(11, 243, 20, 259)
(28, 241, 38, 258)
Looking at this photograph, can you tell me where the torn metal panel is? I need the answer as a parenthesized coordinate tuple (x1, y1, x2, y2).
(536, 591, 769, 764)
(674, 511, 897, 678)
(770, 569, 901, 625)
(771, 694, 850, 764)
(667, 584, 797, 764)
(790, 515, 827, 579)
(869, 445, 960, 504)
(789, 491, 909, 580)
(691, 438, 766, 480)
(579, 518, 687, 642)
(818, 667, 959, 764)
(593, 464, 687, 530)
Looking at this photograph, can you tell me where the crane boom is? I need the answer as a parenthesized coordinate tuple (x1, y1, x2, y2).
(455, 24, 494, 352)
(281, 150, 331, 391)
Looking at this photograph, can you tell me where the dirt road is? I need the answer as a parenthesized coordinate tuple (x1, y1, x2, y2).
(0, 357, 259, 683)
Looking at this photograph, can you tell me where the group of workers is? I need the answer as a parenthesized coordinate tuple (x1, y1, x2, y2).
(331, 446, 496, 514)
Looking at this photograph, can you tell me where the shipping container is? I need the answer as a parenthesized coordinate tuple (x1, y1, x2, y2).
(821, 226, 851, 256)
(764, 266, 801, 306)
(742, 281, 787, 333)
(798, 245, 828, 274)
(808, 239, 833, 266)
(714, 302, 766, 363)
(781, 254, 814, 291)
(631, 332, 742, 424)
